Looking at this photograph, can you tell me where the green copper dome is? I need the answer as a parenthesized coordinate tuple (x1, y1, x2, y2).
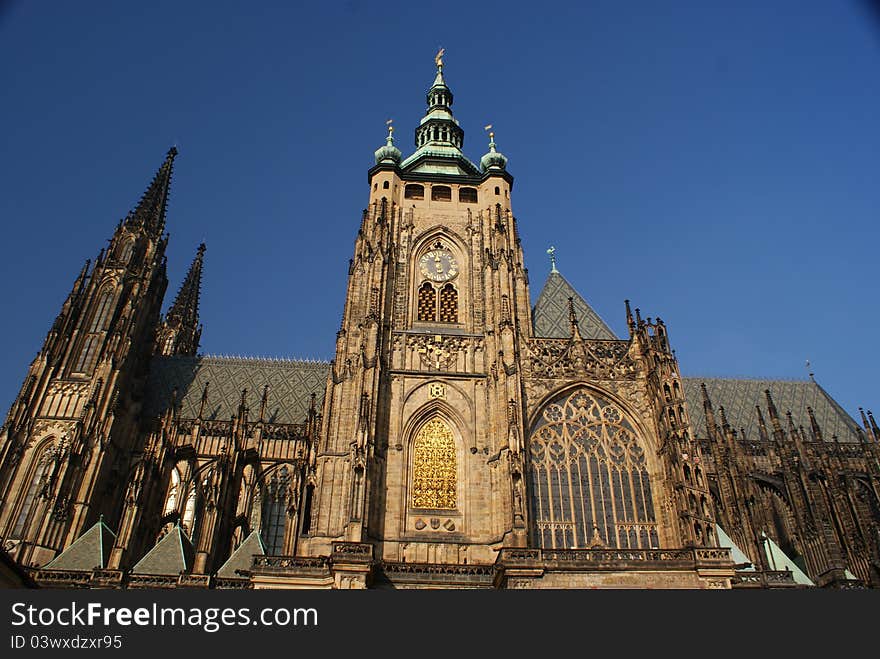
(480, 132, 508, 172)
(374, 128, 402, 165)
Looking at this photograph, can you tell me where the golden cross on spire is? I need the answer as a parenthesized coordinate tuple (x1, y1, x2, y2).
(435, 47, 445, 70)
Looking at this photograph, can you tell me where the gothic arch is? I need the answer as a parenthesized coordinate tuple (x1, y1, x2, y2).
(527, 382, 657, 454)
(752, 479, 803, 568)
(402, 379, 475, 418)
(527, 385, 662, 550)
(411, 226, 467, 258)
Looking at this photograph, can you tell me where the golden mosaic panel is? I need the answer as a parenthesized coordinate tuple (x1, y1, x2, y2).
(411, 417, 457, 509)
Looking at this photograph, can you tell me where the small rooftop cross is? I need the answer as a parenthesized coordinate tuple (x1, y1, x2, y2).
(547, 246, 558, 273)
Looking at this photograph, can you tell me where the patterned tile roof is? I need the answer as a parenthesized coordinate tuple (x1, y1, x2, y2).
(143, 355, 330, 425)
(682, 377, 862, 443)
(532, 271, 617, 340)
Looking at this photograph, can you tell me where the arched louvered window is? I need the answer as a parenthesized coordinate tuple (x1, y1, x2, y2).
(73, 288, 116, 374)
(529, 388, 658, 550)
(262, 466, 292, 555)
(438, 284, 458, 323)
(417, 282, 437, 322)
(12, 445, 54, 537)
(411, 417, 457, 509)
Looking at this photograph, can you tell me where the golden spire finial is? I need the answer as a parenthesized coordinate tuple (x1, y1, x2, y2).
(386, 118, 394, 136)
(435, 47, 445, 70)
(484, 124, 494, 140)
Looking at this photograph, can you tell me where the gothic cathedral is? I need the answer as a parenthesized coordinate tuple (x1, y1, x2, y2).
(2, 57, 878, 589)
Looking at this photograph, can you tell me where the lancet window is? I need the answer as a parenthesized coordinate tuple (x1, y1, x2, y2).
(73, 288, 116, 374)
(261, 467, 292, 555)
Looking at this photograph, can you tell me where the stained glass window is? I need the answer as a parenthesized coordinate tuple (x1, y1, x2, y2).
(262, 467, 292, 555)
(528, 388, 658, 549)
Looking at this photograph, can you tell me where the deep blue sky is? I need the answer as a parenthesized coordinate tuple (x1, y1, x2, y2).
(1, 1, 878, 424)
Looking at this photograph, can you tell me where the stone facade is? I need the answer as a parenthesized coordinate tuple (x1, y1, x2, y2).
(1, 59, 878, 590)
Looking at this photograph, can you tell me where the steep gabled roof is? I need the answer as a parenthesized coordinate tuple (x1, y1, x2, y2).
(43, 519, 116, 571)
(216, 531, 265, 578)
(131, 525, 194, 576)
(532, 271, 617, 340)
(143, 355, 330, 424)
(683, 377, 862, 443)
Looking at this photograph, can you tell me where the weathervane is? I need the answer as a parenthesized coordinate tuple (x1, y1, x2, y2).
(435, 47, 445, 70)
(547, 246, 558, 273)
(484, 123, 494, 140)
(386, 118, 394, 137)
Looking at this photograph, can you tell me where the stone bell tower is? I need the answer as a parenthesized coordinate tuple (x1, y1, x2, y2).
(303, 52, 532, 569)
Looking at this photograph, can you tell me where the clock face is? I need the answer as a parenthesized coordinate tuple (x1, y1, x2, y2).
(419, 249, 458, 282)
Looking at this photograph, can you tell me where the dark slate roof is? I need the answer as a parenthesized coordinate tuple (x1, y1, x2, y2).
(44, 520, 115, 571)
(682, 377, 863, 443)
(216, 531, 265, 578)
(131, 525, 195, 576)
(143, 355, 331, 425)
(532, 271, 617, 340)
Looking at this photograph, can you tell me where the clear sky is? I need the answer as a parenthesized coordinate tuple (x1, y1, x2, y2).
(1, 1, 878, 425)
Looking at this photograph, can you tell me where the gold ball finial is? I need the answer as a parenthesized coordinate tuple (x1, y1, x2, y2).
(386, 118, 394, 136)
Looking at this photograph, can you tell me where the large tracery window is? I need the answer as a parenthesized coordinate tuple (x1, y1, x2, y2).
(528, 388, 659, 550)
(411, 417, 457, 509)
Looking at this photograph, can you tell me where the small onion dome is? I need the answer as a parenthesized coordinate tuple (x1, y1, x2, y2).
(480, 132, 508, 171)
(374, 126, 402, 165)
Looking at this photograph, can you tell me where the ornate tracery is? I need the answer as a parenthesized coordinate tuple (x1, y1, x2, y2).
(528, 388, 659, 549)
(411, 417, 457, 509)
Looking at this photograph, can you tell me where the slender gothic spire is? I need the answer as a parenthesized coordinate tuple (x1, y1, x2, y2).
(125, 147, 177, 237)
(155, 243, 205, 357)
